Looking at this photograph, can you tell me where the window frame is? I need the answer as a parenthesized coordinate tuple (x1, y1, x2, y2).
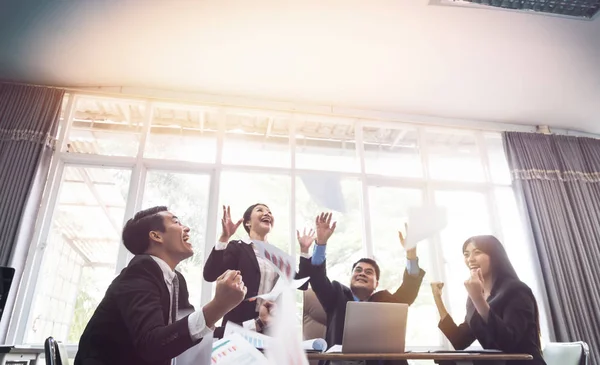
(6, 93, 546, 354)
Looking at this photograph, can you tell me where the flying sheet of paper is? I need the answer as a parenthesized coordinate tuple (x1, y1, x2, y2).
(252, 240, 296, 282)
(210, 333, 270, 365)
(175, 332, 213, 365)
(223, 322, 272, 349)
(253, 242, 310, 365)
(265, 288, 309, 365)
(247, 276, 310, 302)
(403, 205, 448, 251)
(298, 172, 346, 214)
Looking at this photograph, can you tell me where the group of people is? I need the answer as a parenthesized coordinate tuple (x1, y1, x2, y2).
(73, 203, 546, 365)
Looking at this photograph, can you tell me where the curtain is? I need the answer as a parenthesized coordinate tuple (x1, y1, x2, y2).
(0, 83, 65, 266)
(503, 131, 600, 365)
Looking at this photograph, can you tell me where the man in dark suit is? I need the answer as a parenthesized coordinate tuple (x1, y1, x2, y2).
(75, 206, 247, 365)
(299, 213, 425, 365)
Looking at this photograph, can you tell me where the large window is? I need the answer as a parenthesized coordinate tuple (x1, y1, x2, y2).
(141, 171, 211, 306)
(10, 94, 548, 352)
(24, 166, 131, 344)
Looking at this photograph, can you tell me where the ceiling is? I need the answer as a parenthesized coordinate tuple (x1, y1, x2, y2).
(0, 0, 599, 133)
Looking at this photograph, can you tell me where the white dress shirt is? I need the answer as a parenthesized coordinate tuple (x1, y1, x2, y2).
(149, 256, 213, 341)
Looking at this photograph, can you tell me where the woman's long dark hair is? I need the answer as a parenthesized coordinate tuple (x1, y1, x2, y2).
(462, 235, 520, 285)
(462, 235, 541, 337)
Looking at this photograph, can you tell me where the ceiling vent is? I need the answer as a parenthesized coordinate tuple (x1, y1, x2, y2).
(430, 0, 600, 20)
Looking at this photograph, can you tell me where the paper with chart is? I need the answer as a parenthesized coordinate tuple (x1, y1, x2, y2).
(174, 331, 213, 365)
(252, 240, 296, 282)
(403, 205, 448, 251)
(210, 333, 269, 365)
(224, 321, 272, 349)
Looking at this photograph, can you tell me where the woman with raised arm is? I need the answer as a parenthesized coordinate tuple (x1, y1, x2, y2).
(203, 204, 310, 337)
(432, 235, 545, 365)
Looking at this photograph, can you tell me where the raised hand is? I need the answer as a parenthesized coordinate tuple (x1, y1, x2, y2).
(315, 212, 337, 245)
(464, 268, 485, 300)
(431, 282, 444, 298)
(399, 223, 417, 260)
(297, 228, 316, 254)
(220, 205, 242, 242)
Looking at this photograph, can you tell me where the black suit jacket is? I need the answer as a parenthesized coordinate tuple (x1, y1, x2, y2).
(203, 240, 308, 336)
(439, 278, 546, 365)
(299, 256, 425, 365)
(74, 255, 200, 365)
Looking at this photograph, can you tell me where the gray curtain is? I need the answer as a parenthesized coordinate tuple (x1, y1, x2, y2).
(0, 83, 65, 266)
(503, 131, 600, 365)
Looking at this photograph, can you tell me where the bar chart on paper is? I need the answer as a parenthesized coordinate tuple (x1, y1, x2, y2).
(223, 321, 271, 349)
(210, 334, 269, 365)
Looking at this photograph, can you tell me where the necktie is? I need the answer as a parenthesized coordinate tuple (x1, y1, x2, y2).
(171, 274, 179, 324)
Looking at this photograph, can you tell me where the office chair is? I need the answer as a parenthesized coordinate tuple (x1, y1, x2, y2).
(44, 337, 69, 365)
(543, 341, 590, 365)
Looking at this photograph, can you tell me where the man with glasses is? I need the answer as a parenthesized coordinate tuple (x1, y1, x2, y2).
(298, 213, 425, 365)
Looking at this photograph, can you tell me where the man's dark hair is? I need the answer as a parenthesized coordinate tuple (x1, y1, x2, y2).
(242, 203, 270, 234)
(352, 258, 380, 280)
(122, 206, 168, 255)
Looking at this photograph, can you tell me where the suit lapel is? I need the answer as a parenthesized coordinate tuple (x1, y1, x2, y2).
(138, 255, 172, 323)
(238, 241, 261, 299)
(239, 240, 260, 273)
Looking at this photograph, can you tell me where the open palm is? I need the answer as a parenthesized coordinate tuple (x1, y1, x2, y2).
(220, 205, 242, 241)
(297, 228, 316, 253)
(315, 212, 337, 245)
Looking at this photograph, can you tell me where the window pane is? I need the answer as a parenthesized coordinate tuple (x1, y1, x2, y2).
(369, 187, 441, 347)
(425, 129, 485, 182)
(65, 97, 144, 156)
(485, 133, 511, 184)
(141, 171, 211, 307)
(363, 126, 422, 178)
(26, 167, 131, 344)
(222, 113, 290, 168)
(295, 120, 358, 172)
(434, 190, 492, 323)
(144, 105, 217, 163)
(296, 178, 364, 283)
(218, 171, 291, 253)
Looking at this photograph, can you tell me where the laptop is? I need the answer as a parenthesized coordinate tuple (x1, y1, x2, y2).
(341, 301, 408, 354)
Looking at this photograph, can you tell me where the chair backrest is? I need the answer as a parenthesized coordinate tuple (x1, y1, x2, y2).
(302, 288, 326, 341)
(303, 289, 327, 365)
(543, 341, 590, 365)
(44, 337, 69, 365)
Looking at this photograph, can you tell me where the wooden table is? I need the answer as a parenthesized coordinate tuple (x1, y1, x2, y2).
(306, 352, 533, 362)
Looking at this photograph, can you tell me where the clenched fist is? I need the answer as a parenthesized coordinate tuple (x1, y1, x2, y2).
(214, 270, 247, 313)
(431, 282, 444, 298)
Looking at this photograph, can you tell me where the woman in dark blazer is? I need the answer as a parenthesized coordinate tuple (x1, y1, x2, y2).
(203, 203, 309, 337)
(431, 235, 546, 365)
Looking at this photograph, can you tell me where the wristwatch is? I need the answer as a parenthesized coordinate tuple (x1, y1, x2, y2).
(255, 318, 266, 332)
